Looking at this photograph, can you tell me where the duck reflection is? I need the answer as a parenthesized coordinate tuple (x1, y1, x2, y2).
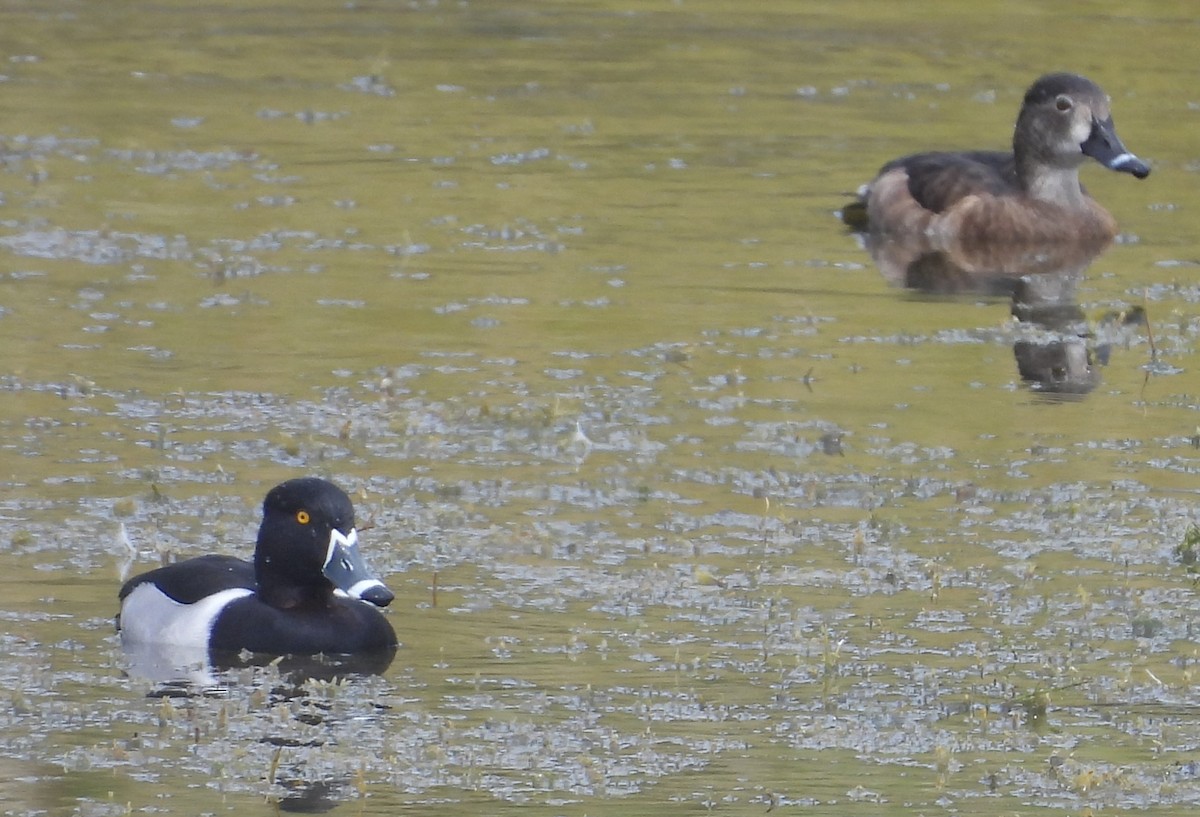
(273, 777, 345, 814)
(123, 639, 396, 689)
(1010, 271, 1099, 396)
(853, 230, 1142, 398)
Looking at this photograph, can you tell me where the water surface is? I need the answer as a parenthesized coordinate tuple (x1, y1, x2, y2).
(3, 1, 1200, 814)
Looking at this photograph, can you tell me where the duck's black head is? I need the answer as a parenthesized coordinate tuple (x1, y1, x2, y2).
(254, 478, 394, 609)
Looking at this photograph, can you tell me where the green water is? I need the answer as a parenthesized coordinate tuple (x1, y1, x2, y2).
(3, 1, 1200, 814)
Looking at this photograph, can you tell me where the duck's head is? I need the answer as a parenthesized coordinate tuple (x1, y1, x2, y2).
(254, 477, 395, 609)
(1015, 72, 1150, 179)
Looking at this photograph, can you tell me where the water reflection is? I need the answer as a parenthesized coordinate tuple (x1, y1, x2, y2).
(854, 230, 1138, 398)
(123, 640, 397, 688)
(274, 777, 345, 814)
(1010, 272, 1146, 398)
(215, 648, 397, 682)
(136, 658, 393, 814)
(1009, 271, 1100, 398)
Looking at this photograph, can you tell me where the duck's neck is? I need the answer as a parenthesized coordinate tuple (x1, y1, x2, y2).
(1016, 157, 1088, 210)
(255, 553, 334, 609)
(257, 579, 333, 610)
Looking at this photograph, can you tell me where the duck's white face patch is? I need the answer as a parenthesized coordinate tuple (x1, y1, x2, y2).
(1070, 114, 1093, 149)
(324, 527, 358, 569)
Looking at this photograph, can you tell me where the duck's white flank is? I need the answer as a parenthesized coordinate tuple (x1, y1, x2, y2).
(120, 584, 254, 647)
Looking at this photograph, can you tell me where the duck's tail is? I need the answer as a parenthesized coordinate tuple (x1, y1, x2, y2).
(838, 196, 869, 231)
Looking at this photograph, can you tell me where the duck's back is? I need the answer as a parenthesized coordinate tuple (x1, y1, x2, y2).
(887, 151, 1017, 214)
(863, 150, 1018, 236)
(119, 554, 255, 606)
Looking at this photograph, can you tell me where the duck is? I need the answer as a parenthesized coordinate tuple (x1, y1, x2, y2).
(841, 73, 1150, 244)
(118, 477, 398, 663)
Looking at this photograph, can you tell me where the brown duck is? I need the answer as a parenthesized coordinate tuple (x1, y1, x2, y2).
(842, 73, 1150, 245)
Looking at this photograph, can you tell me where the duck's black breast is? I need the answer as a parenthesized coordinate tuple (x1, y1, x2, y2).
(118, 554, 256, 605)
(888, 150, 1017, 214)
(209, 595, 398, 656)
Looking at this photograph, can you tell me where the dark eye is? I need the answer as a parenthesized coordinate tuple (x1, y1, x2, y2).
(1055, 95, 1072, 112)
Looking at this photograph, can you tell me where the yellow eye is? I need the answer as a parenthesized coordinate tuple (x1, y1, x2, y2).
(296, 510, 310, 524)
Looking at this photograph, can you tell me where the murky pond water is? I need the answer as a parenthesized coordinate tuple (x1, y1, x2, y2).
(4, 1, 1200, 814)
